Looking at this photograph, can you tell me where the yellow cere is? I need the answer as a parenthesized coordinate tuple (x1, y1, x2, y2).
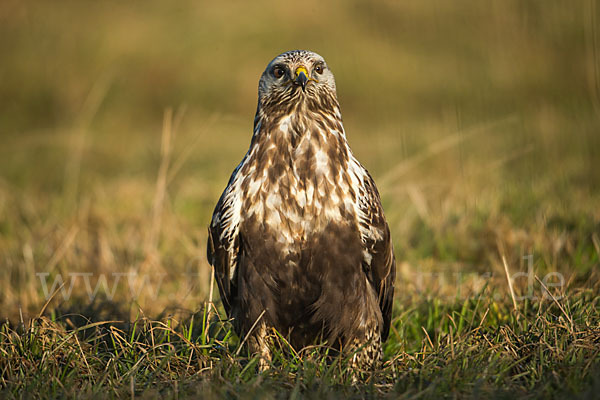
(295, 66, 309, 77)
(294, 66, 318, 82)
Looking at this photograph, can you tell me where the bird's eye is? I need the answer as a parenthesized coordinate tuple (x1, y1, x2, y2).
(315, 63, 324, 75)
(272, 66, 286, 79)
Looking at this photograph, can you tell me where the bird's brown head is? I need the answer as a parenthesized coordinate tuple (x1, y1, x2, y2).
(257, 50, 338, 114)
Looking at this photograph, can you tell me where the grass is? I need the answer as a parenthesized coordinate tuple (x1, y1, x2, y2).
(1, 0, 600, 398)
(1, 285, 599, 398)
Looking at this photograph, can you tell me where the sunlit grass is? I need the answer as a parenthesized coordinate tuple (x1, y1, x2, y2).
(1, 286, 598, 398)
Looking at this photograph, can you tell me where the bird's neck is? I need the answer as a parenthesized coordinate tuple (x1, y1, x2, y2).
(251, 94, 348, 154)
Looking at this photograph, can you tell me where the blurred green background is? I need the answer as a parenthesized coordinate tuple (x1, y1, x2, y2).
(1, 0, 599, 320)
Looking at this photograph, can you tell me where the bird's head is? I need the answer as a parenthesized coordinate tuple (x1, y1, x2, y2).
(257, 50, 337, 110)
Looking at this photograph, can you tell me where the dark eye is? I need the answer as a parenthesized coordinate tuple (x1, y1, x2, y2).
(272, 66, 286, 79)
(315, 63, 324, 75)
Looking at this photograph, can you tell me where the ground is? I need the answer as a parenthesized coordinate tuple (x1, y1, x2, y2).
(0, 1, 599, 398)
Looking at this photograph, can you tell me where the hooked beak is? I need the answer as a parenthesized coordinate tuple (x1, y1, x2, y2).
(294, 66, 309, 92)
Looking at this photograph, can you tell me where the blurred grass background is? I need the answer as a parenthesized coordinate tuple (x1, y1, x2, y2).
(0, 0, 599, 322)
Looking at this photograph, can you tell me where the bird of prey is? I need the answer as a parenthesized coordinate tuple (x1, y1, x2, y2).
(207, 50, 395, 369)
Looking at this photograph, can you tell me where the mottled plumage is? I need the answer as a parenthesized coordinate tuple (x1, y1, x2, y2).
(207, 50, 395, 369)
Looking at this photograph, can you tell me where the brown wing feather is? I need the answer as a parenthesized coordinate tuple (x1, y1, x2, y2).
(207, 225, 239, 316)
(360, 172, 396, 341)
(206, 170, 243, 316)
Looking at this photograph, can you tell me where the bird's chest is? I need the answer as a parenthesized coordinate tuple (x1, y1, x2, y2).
(240, 137, 355, 251)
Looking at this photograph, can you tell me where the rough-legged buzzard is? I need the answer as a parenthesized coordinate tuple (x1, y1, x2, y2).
(207, 50, 396, 369)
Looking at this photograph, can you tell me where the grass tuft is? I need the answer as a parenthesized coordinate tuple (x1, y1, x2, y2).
(1, 285, 599, 398)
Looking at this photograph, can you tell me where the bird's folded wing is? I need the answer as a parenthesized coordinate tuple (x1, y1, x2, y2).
(207, 169, 243, 316)
(358, 171, 396, 341)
